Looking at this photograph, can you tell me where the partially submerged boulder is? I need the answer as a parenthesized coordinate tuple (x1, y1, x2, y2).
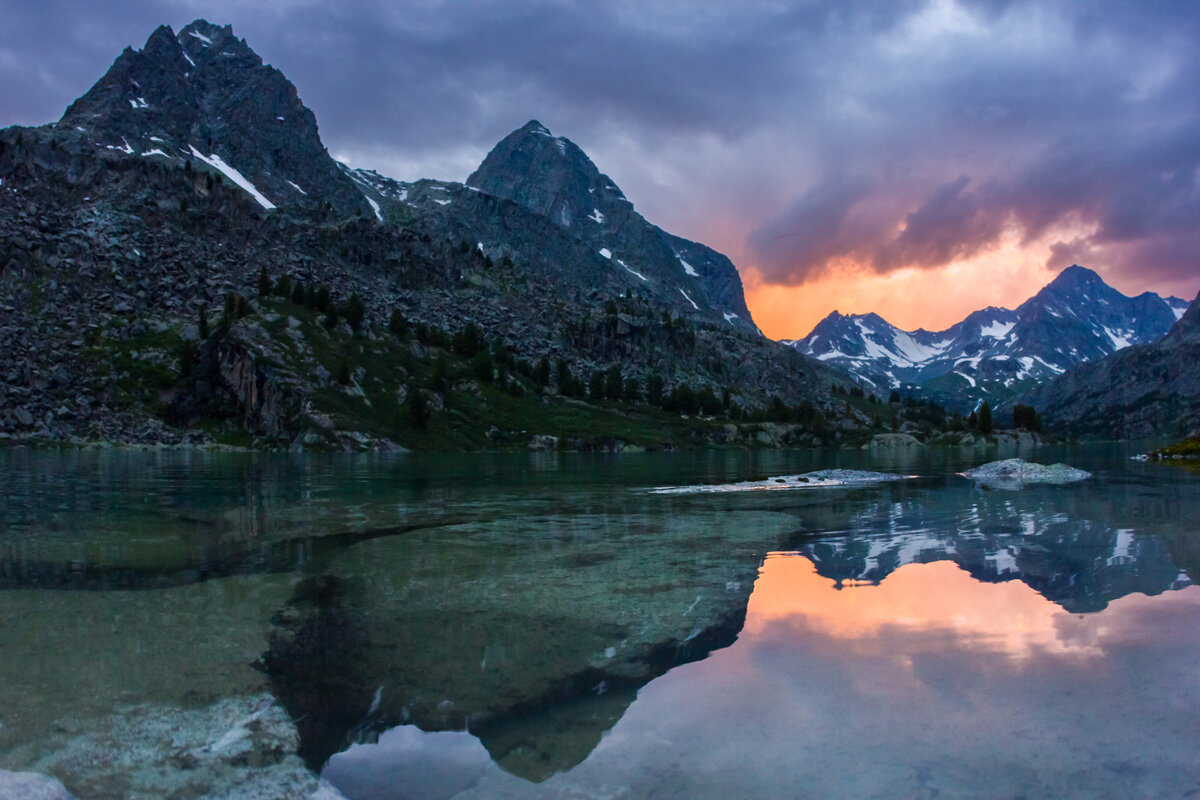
(866, 433, 926, 449)
(961, 458, 1090, 488)
(651, 469, 913, 494)
(0, 771, 75, 800)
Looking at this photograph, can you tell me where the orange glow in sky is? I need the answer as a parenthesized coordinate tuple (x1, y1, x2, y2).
(739, 233, 1064, 341)
(726, 221, 1192, 341)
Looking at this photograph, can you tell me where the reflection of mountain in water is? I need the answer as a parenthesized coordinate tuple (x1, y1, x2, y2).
(789, 490, 1191, 613)
(259, 509, 798, 783)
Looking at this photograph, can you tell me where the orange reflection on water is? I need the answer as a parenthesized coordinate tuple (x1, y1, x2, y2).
(746, 554, 1103, 659)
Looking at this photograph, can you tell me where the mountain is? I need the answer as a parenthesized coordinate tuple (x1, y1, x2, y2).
(466, 120, 755, 329)
(59, 20, 367, 215)
(1017, 292, 1200, 439)
(0, 20, 850, 450)
(786, 265, 1189, 411)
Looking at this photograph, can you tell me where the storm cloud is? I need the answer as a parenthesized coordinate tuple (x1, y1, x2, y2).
(1, 0, 1198, 296)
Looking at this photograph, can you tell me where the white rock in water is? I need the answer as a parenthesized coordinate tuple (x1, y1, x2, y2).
(960, 458, 1091, 487)
(0, 770, 76, 799)
(650, 469, 914, 495)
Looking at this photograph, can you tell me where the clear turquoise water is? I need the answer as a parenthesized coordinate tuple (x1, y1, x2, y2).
(1, 444, 1198, 798)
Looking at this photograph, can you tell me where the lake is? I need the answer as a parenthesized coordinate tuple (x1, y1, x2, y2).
(1, 444, 1198, 799)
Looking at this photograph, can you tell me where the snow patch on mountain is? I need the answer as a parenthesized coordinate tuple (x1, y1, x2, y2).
(364, 195, 382, 222)
(677, 255, 699, 277)
(188, 145, 275, 209)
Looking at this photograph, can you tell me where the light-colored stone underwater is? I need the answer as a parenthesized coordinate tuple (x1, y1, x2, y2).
(1, 444, 1198, 798)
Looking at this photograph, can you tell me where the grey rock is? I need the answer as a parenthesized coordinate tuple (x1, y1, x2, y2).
(868, 432, 926, 449)
(27, 695, 340, 800)
(960, 458, 1091, 488)
(0, 771, 75, 800)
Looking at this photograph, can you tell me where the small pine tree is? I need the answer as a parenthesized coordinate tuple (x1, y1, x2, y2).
(647, 372, 665, 407)
(179, 341, 198, 377)
(604, 364, 623, 400)
(623, 375, 641, 403)
(389, 308, 410, 340)
(472, 349, 494, 384)
(534, 356, 551, 387)
(336, 358, 352, 385)
(979, 400, 993, 433)
(430, 355, 451, 393)
(589, 370, 606, 400)
(257, 265, 271, 296)
(198, 307, 210, 339)
(343, 294, 365, 332)
(409, 387, 429, 429)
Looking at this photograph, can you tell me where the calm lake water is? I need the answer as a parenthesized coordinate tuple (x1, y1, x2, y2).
(1, 444, 1199, 798)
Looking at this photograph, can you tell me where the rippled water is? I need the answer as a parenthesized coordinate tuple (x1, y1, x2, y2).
(1, 444, 1198, 798)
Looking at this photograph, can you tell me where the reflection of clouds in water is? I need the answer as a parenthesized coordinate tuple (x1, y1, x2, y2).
(321, 539, 1200, 799)
(323, 726, 491, 799)
(748, 558, 1108, 659)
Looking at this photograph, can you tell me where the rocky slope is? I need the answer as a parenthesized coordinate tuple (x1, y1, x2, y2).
(1017, 293, 1200, 439)
(0, 19, 853, 450)
(787, 265, 1188, 411)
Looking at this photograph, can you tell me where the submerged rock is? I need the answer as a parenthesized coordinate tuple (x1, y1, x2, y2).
(0, 770, 75, 800)
(26, 695, 345, 799)
(960, 458, 1091, 488)
(650, 469, 913, 495)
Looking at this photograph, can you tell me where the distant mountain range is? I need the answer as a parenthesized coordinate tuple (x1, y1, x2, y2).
(785, 265, 1189, 411)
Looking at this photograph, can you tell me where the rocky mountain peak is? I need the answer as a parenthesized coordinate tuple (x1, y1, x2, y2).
(1048, 264, 1103, 289)
(467, 119, 629, 229)
(58, 19, 365, 214)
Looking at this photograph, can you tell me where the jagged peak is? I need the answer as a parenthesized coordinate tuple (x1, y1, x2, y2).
(1047, 264, 1103, 289)
(466, 119, 630, 223)
(179, 19, 235, 47)
(520, 119, 554, 137)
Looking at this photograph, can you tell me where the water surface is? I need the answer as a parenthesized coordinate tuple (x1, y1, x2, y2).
(1, 444, 1198, 798)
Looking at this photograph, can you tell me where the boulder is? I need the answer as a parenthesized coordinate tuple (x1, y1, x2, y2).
(0, 770, 75, 800)
(868, 433, 925, 449)
(960, 458, 1090, 488)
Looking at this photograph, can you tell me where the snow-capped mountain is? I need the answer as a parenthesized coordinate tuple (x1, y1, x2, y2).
(786, 265, 1189, 410)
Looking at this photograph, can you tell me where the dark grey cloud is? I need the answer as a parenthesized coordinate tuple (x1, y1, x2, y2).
(742, 0, 1200, 293)
(1, 0, 1199, 296)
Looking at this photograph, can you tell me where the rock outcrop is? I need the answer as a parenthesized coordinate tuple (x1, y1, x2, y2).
(960, 458, 1091, 487)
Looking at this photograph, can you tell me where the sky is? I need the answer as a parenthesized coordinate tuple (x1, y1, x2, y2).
(2, 0, 1199, 340)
